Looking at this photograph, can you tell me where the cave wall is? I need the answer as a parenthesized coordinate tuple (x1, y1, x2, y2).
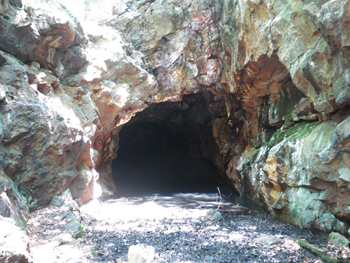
(218, 0, 350, 234)
(0, 0, 349, 235)
(0, 0, 226, 214)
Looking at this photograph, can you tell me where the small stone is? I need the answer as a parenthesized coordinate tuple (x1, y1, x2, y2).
(205, 209, 223, 221)
(254, 234, 281, 246)
(127, 244, 155, 263)
(37, 81, 52, 95)
(66, 218, 84, 238)
(295, 97, 313, 116)
(31, 62, 41, 69)
(49, 189, 80, 211)
(56, 233, 74, 245)
(304, 113, 319, 121)
(328, 232, 350, 247)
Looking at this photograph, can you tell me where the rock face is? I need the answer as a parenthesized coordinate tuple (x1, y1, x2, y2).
(218, 0, 350, 234)
(0, 0, 350, 237)
(0, 168, 28, 229)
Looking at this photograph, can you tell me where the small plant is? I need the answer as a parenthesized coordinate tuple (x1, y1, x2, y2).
(78, 222, 85, 237)
(57, 238, 65, 246)
(71, 222, 85, 238)
(91, 248, 97, 257)
(6, 92, 14, 100)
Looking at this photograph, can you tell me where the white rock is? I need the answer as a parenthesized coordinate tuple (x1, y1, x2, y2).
(205, 209, 223, 221)
(0, 216, 32, 263)
(127, 244, 155, 263)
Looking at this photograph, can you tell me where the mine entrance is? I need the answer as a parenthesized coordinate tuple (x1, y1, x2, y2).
(112, 92, 233, 197)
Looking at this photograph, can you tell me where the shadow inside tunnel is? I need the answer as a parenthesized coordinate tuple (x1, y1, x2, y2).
(112, 120, 228, 198)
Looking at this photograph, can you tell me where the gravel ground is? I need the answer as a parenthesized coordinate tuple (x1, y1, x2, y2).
(27, 193, 349, 263)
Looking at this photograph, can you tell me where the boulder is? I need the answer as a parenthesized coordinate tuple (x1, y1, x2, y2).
(328, 232, 350, 247)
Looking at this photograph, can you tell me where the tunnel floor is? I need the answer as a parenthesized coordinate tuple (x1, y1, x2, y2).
(112, 92, 232, 197)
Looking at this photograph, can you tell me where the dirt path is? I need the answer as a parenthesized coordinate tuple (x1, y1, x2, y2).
(27, 195, 348, 263)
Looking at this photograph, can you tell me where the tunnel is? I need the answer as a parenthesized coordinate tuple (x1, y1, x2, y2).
(112, 91, 235, 197)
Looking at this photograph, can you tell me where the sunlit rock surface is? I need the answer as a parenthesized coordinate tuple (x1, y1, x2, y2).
(0, 215, 32, 263)
(0, 0, 350, 238)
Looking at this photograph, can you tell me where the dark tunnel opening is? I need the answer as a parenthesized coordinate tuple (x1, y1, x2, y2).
(112, 92, 234, 197)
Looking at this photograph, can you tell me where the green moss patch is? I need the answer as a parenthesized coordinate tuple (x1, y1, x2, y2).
(243, 121, 321, 169)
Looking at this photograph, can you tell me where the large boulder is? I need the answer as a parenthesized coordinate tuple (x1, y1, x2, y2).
(0, 49, 91, 210)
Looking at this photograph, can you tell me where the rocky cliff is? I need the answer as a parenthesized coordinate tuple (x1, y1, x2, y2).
(0, 0, 349, 236)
